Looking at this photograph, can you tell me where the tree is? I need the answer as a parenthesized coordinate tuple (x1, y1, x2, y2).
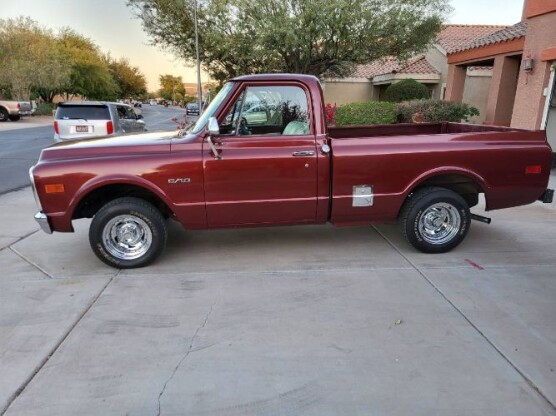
(0, 17, 69, 101)
(384, 79, 430, 102)
(158, 74, 185, 101)
(128, 0, 450, 83)
(58, 28, 119, 101)
(106, 56, 147, 98)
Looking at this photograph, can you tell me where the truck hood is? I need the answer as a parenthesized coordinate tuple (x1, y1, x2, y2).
(39, 130, 177, 162)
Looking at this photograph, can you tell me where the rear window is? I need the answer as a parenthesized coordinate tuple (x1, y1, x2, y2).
(187, 103, 199, 109)
(56, 105, 110, 120)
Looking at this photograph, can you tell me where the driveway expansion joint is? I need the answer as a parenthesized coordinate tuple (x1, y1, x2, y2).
(9, 245, 54, 279)
(156, 297, 217, 416)
(372, 226, 556, 412)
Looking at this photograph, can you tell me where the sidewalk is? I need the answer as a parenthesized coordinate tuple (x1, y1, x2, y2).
(0, 116, 52, 133)
(0, 180, 555, 415)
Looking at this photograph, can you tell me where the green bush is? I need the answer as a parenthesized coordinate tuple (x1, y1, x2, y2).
(384, 79, 429, 103)
(396, 99, 480, 123)
(335, 101, 397, 126)
(34, 103, 54, 116)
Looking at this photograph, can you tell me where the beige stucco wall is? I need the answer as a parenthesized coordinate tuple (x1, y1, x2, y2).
(322, 81, 377, 105)
(424, 46, 447, 99)
(511, 11, 556, 129)
(462, 69, 493, 124)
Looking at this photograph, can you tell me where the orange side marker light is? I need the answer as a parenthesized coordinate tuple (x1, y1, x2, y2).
(45, 184, 65, 194)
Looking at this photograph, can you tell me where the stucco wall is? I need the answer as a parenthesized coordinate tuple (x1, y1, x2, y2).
(462, 69, 493, 124)
(511, 11, 556, 129)
(424, 46, 447, 99)
(322, 81, 376, 105)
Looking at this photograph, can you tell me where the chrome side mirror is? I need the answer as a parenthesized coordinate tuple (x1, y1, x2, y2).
(207, 117, 220, 136)
(206, 117, 221, 160)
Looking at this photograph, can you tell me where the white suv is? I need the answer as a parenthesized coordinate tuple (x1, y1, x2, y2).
(53, 102, 146, 142)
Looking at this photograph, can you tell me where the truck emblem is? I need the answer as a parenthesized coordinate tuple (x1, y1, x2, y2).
(168, 178, 191, 184)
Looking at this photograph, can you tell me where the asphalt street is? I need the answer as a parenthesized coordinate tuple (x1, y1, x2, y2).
(0, 105, 192, 195)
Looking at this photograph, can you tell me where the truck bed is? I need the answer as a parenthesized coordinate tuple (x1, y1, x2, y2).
(328, 123, 552, 225)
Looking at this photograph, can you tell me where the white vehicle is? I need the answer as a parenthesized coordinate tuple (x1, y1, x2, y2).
(54, 102, 146, 142)
(149, 99, 157, 106)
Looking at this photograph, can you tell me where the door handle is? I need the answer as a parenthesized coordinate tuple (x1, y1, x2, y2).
(292, 151, 315, 157)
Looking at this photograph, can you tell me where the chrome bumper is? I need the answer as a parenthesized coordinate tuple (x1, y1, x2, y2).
(34, 212, 52, 234)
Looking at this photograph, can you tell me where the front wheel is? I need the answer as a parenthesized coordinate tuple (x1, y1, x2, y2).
(399, 187, 470, 253)
(89, 197, 167, 268)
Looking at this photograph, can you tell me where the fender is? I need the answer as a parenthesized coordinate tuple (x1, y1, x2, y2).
(68, 174, 175, 220)
(402, 165, 490, 204)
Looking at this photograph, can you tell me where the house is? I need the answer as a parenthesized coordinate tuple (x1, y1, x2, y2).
(322, 24, 505, 112)
(445, 0, 556, 151)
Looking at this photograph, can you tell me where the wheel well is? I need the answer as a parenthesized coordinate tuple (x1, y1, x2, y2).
(73, 184, 174, 220)
(410, 174, 484, 208)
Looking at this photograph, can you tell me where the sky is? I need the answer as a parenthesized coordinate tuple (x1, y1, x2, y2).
(2, 0, 525, 92)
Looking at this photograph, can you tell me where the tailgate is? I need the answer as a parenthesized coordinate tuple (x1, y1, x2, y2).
(57, 119, 109, 140)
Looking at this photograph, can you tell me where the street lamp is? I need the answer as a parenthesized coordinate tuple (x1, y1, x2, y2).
(193, 0, 202, 112)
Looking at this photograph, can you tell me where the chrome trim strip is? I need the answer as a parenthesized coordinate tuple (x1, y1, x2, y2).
(34, 212, 52, 234)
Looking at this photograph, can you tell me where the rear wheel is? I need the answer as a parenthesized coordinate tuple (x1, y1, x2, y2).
(89, 197, 167, 268)
(9, 115, 20, 121)
(0, 108, 8, 122)
(399, 187, 470, 253)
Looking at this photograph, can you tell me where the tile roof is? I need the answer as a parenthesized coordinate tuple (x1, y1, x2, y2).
(397, 56, 440, 74)
(450, 21, 528, 53)
(437, 25, 507, 53)
(353, 55, 439, 79)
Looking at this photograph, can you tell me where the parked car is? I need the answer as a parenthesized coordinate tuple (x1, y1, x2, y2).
(133, 101, 142, 108)
(186, 102, 200, 116)
(149, 100, 157, 106)
(53, 102, 146, 142)
(30, 74, 553, 268)
(0, 100, 33, 121)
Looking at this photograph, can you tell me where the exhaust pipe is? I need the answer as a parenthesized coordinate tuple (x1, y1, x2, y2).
(471, 213, 492, 224)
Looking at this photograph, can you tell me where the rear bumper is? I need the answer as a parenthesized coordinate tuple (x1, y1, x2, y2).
(539, 189, 554, 204)
(34, 212, 52, 234)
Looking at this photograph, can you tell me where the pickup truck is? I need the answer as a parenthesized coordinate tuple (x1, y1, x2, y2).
(29, 74, 554, 268)
(0, 99, 33, 121)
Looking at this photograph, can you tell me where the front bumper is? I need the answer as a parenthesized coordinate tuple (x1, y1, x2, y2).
(34, 212, 52, 234)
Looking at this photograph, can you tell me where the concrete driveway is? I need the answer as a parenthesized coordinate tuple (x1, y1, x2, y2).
(1, 174, 555, 415)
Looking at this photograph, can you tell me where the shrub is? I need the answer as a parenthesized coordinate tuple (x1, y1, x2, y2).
(34, 103, 54, 116)
(384, 79, 430, 103)
(324, 103, 337, 126)
(396, 99, 480, 123)
(335, 101, 397, 126)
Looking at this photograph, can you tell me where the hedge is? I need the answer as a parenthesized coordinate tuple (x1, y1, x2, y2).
(335, 101, 397, 126)
(384, 79, 429, 103)
(396, 99, 480, 123)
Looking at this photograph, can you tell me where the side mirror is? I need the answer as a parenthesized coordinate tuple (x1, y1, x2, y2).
(206, 117, 221, 160)
(207, 117, 220, 136)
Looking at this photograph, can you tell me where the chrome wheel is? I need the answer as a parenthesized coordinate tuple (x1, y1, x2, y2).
(102, 215, 152, 260)
(418, 202, 461, 245)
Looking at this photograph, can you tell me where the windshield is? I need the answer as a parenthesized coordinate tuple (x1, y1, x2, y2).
(190, 82, 234, 134)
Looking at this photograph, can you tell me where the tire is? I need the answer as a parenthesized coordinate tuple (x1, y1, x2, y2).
(0, 108, 8, 122)
(9, 115, 20, 121)
(89, 197, 167, 268)
(399, 187, 470, 253)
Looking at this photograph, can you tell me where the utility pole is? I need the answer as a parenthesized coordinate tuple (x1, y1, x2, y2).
(193, 0, 202, 112)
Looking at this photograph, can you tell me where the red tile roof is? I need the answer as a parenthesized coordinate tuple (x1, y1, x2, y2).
(437, 25, 507, 53)
(450, 21, 528, 53)
(353, 55, 439, 79)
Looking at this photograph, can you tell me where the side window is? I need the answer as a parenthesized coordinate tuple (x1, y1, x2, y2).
(116, 106, 127, 120)
(222, 85, 310, 136)
(125, 106, 137, 119)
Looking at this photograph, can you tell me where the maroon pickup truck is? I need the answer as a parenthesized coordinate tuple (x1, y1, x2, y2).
(29, 74, 554, 268)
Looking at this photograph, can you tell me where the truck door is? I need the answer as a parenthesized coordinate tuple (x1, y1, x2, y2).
(203, 83, 318, 227)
